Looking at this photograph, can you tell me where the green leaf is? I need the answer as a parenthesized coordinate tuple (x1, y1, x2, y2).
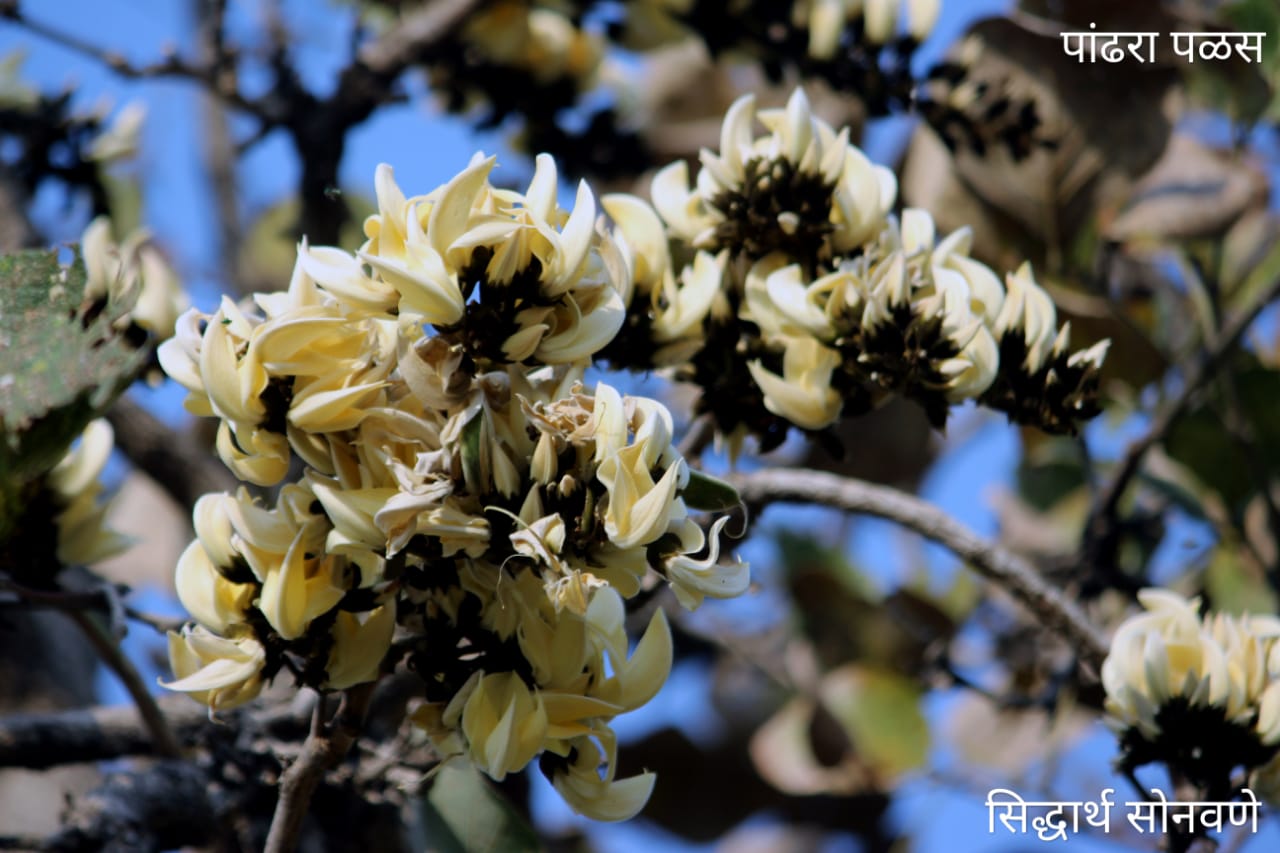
(1165, 357, 1280, 515)
(1016, 433, 1087, 512)
(682, 469, 740, 511)
(417, 763, 541, 853)
(819, 664, 929, 778)
(1222, 0, 1280, 123)
(1204, 543, 1277, 616)
(0, 249, 146, 484)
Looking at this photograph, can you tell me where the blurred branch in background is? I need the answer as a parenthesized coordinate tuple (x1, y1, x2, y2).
(733, 467, 1111, 668)
(1083, 255, 1280, 579)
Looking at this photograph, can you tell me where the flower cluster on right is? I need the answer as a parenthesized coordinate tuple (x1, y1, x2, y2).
(604, 87, 1108, 453)
(1103, 589, 1280, 804)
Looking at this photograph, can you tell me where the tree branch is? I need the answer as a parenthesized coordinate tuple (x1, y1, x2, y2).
(1, 2, 266, 119)
(1083, 267, 1280, 566)
(731, 468, 1111, 670)
(43, 760, 217, 853)
(0, 695, 310, 770)
(67, 608, 183, 759)
(0, 698, 205, 769)
(106, 396, 237, 511)
(264, 683, 376, 853)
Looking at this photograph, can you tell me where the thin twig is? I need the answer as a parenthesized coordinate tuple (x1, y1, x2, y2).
(1083, 272, 1280, 559)
(67, 608, 183, 759)
(106, 396, 237, 511)
(677, 412, 715, 460)
(1, 4, 265, 117)
(264, 683, 376, 853)
(125, 604, 186, 634)
(731, 467, 1111, 670)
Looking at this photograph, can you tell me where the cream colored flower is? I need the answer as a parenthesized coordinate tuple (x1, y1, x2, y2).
(860, 0, 897, 42)
(906, 0, 941, 41)
(86, 101, 146, 162)
(596, 442, 687, 550)
(663, 517, 751, 609)
(747, 336, 843, 430)
(1103, 590, 1247, 739)
(914, 271, 999, 402)
(992, 262, 1058, 373)
(174, 539, 253, 635)
(215, 421, 290, 486)
(325, 603, 395, 689)
(548, 733, 656, 821)
(163, 625, 266, 712)
(82, 216, 188, 340)
(461, 671, 549, 781)
(459, 3, 601, 85)
(48, 420, 129, 566)
(652, 88, 895, 258)
(602, 193, 722, 363)
(257, 523, 347, 641)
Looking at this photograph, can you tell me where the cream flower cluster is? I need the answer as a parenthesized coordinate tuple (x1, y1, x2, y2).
(438, 1, 602, 103)
(619, 0, 940, 58)
(47, 419, 129, 567)
(1103, 589, 1280, 799)
(83, 215, 188, 342)
(604, 86, 1107, 446)
(0, 418, 127, 588)
(475, 2, 600, 84)
(158, 155, 748, 821)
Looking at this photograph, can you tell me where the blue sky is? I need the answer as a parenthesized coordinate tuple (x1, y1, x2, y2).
(8, 0, 1280, 850)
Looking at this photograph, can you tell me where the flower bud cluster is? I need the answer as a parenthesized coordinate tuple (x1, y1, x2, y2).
(1103, 589, 1280, 799)
(48, 420, 129, 567)
(79, 215, 188, 353)
(159, 154, 748, 821)
(428, 2, 603, 133)
(604, 86, 1107, 450)
(0, 419, 128, 584)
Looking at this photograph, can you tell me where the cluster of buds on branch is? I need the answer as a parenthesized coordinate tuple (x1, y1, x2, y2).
(157, 149, 748, 820)
(155, 83, 1106, 820)
(1103, 590, 1280, 808)
(606, 87, 1107, 453)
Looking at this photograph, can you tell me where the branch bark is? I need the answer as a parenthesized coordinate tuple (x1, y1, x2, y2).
(106, 396, 236, 511)
(264, 684, 376, 853)
(731, 467, 1111, 670)
(0, 700, 206, 770)
(0, 695, 312, 771)
(42, 761, 216, 853)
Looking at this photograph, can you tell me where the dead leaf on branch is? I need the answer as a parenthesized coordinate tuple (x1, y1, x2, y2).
(1103, 133, 1268, 244)
(905, 15, 1179, 268)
